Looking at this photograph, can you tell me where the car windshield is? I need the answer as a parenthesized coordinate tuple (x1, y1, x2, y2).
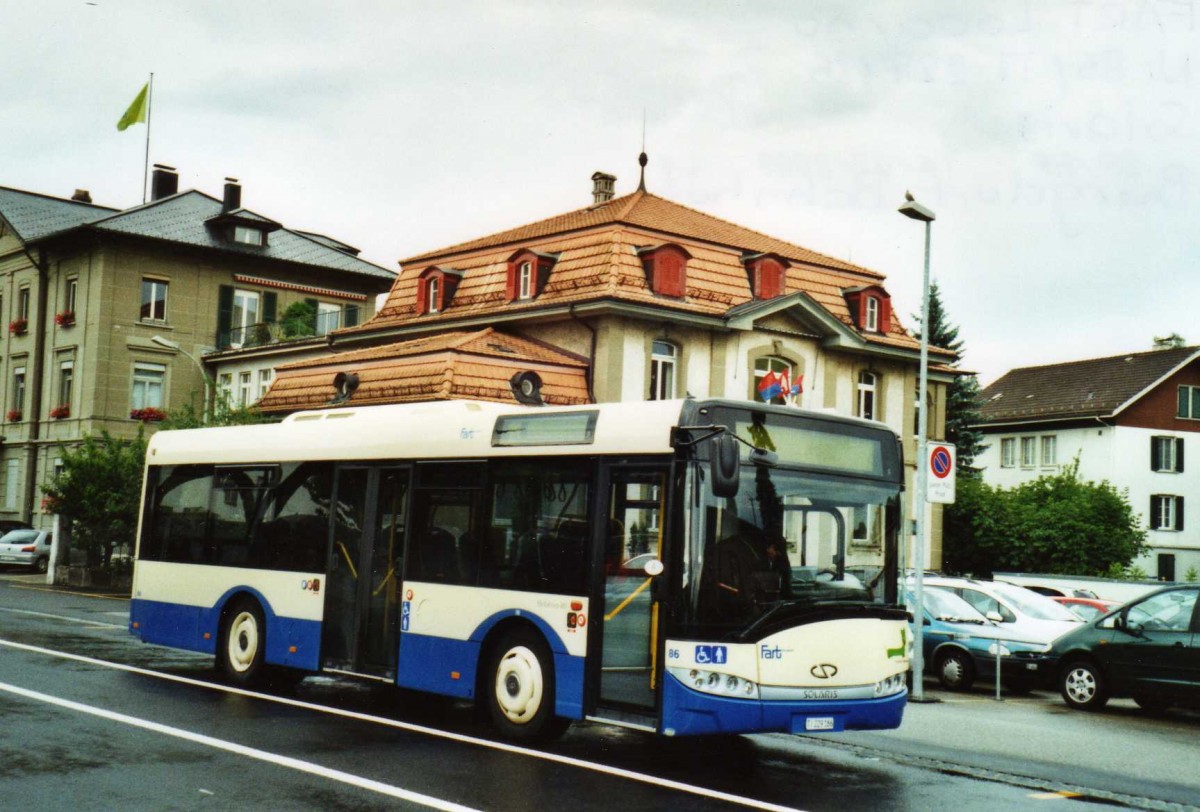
(990, 581, 1081, 621)
(683, 462, 900, 638)
(0, 529, 39, 544)
(912, 588, 987, 623)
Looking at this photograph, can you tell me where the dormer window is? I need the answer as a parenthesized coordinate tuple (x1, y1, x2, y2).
(741, 253, 789, 299)
(864, 296, 879, 331)
(636, 243, 691, 298)
(234, 225, 264, 246)
(518, 262, 533, 300)
(843, 285, 892, 334)
(416, 266, 464, 315)
(506, 250, 558, 302)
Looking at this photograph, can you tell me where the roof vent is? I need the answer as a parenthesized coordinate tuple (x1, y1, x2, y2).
(223, 177, 242, 212)
(71, 189, 92, 203)
(150, 164, 178, 201)
(591, 172, 616, 204)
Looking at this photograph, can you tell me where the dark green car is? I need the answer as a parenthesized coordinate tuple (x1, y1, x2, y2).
(1050, 585, 1200, 712)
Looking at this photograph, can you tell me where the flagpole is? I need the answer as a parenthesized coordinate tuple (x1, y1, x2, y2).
(142, 73, 154, 204)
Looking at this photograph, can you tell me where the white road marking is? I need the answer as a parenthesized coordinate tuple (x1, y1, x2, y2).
(0, 679, 479, 812)
(0, 638, 803, 812)
(0, 607, 125, 629)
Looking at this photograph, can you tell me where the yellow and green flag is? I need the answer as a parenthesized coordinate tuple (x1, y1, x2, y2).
(116, 83, 149, 131)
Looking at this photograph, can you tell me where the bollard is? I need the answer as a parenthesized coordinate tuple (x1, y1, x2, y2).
(994, 640, 1003, 701)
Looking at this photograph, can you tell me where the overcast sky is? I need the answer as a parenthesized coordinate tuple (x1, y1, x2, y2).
(4, 1, 1197, 384)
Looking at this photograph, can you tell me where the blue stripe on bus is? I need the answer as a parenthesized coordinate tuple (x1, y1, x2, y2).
(396, 610, 585, 719)
(130, 595, 321, 672)
(660, 671, 906, 736)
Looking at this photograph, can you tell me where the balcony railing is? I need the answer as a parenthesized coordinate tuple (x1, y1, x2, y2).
(218, 305, 360, 350)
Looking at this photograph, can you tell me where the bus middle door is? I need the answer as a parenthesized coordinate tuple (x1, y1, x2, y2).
(322, 465, 410, 680)
(599, 466, 668, 708)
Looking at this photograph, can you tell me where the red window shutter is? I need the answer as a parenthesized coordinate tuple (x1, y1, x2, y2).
(759, 258, 784, 299)
(655, 250, 686, 297)
(879, 295, 892, 334)
(415, 276, 428, 314)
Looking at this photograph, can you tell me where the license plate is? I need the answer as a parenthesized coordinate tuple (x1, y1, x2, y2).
(0, 555, 17, 562)
(805, 717, 835, 731)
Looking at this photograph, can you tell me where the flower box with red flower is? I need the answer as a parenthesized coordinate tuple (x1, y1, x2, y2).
(6, 409, 22, 422)
(130, 407, 166, 422)
(49, 404, 70, 420)
(55, 311, 76, 327)
(9, 318, 27, 336)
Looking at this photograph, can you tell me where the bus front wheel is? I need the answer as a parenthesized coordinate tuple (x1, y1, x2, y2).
(219, 597, 266, 686)
(486, 627, 568, 741)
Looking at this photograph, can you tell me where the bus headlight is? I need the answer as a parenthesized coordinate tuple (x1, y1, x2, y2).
(873, 672, 906, 697)
(668, 667, 760, 699)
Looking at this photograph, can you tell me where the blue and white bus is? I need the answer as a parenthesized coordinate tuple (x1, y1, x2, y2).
(130, 398, 910, 739)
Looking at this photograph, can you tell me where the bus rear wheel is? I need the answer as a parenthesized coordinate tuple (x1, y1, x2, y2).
(486, 627, 568, 741)
(219, 597, 266, 686)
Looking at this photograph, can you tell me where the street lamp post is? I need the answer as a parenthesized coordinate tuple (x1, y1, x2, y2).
(150, 335, 212, 419)
(898, 193, 935, 702)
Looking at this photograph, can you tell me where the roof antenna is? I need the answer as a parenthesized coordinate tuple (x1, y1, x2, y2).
(637, 110, 648, 192)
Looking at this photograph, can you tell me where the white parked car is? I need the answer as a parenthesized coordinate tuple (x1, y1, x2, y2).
(922, 576, 1085, 645)
(0, 529, 53, 573)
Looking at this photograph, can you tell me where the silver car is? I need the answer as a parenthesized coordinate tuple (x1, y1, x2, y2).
(923, 576, 1085, 645)
(0, 529, 53, 573)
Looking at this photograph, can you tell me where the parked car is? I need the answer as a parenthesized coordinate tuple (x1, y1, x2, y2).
(1050, 585, 1200, 712)
(910, 588, 1051, 692)
(923, 576, 1085, 644)
(1053, 596, 1121, 622)
(0, 529, 53, 573)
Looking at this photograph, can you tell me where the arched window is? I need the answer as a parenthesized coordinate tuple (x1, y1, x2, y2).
(518, 262, 533, 300)
(649, 340, 677, 400)
(426, 276, 441, 314)
(857, 371, 878, 420)
(753, 356, 796, 405)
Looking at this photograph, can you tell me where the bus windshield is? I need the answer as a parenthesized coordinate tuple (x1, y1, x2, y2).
(685, 463, 900, 639)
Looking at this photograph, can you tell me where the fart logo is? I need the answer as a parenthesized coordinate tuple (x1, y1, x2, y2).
(300, 578, 321, 593)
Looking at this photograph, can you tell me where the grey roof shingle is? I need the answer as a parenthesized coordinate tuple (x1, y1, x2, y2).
(978, 346, 1200, 425)
(0, 186, 395, 282)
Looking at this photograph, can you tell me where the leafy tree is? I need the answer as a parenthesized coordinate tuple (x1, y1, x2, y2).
(913, 281, 985, 474)
(42, 430, 147, 568)
(279, 300, 317, 338)
(160, 390, 273, 430)
(943, 461, 1146, 577)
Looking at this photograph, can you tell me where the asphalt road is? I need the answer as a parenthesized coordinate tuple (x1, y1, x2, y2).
(1, 573, 1196, 811)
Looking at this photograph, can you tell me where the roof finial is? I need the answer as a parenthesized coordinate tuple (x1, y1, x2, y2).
(638, 110, 648, 192)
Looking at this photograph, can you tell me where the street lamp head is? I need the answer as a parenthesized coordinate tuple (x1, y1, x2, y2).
(150, 335, 181, 351)
(898, 196, 936, 223)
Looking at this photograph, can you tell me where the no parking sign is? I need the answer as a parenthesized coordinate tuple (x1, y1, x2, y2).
(926, 443, 956, 504)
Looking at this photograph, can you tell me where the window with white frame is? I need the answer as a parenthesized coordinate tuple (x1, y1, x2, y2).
(230, 289, 261, 347)
(857, 371, 878, 420)
(1150, 494, 1184, 531)
(864, 296, 879, 332)
(233, 226, 264, 246)
(218, 373, 233, 406)
(12, 366, 26, 413)
(1020, 436, 1036, 467)
(140, 278, 168, 321)
(257, 369, 274, 400)
(59, 360, 74, 407)
(1152, 436, 1184, 473)
(65, 277, 78, 314)
(315, 302, 342, 335)
(649, 340, 677, 401)
(131, 362, 166, 410)
(426, 276, 440, 314)
(1178, 386, 1200, 419)
(1040, 435, 1057, 466)
(1001, 438, 1016, 468)
(238, 371, 252, 407)
(18, 287, 30, 321)
(518, 261, 533, 300)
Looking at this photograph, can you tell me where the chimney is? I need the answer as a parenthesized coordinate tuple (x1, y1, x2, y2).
(71, 189, 92, 204)
(150, 164, 179, 201)
(591, 171, 616, 204)
(223, 177, 241, 212)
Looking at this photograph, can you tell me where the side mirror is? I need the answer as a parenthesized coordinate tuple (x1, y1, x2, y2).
(711, 433, 740, 498)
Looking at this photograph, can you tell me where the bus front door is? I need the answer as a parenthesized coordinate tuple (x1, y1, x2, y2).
(322, 465, 410, 679)
(600, 467, 667, 708)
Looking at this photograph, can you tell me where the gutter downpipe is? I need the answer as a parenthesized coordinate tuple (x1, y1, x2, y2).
(23, 246, 50, 524)
(569, 304, 597, 404)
